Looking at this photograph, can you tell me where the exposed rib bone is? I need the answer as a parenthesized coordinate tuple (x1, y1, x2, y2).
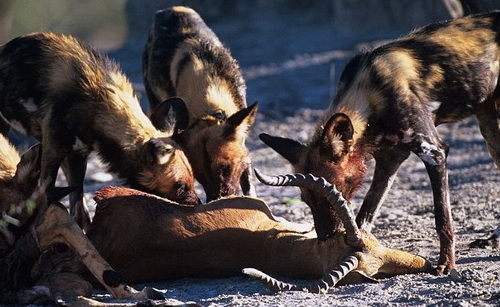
(254, 169, 362, 245)
(243, 255, 359, 293)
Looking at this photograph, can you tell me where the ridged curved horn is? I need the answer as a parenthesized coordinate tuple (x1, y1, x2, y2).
(243, 255, 359, 294)
(254, 168, 362, 245)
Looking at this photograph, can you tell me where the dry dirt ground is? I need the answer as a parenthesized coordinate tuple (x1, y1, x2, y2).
(75, 109, 499, 306)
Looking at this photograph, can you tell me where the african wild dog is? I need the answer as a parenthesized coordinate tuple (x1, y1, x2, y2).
(260, 12, 500, 275)
(143, 6, 258, 202)
(0, 32, 200, 229)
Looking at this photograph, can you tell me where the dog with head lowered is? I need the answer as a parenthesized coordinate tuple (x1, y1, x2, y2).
(261, 12, 500, 275)
(0, 32, 200, 229)
(143, 6, 258, 202)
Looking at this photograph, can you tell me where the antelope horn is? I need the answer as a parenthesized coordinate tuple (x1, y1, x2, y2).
(243, 255, 359, 294)
(254, 169, 362, 245)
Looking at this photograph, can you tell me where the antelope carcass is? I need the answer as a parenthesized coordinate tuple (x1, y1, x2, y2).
(64, 170, 432, 294)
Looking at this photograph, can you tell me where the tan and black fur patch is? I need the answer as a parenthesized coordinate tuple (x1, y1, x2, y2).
(0, 134, 20, 182)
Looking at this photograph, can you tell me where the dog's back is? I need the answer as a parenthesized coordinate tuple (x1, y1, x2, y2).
(143, 6, 246, 122)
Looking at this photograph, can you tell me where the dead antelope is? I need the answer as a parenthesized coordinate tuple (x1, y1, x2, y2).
(0, 32, 200, 229)
(261, 12, 500, 275)
(38, 169, 430, 295)
(0, 136, 161, 303)
(143, 6, 257, 201)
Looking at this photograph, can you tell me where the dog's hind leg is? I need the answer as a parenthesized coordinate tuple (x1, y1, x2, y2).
(475, 97, 500, 169)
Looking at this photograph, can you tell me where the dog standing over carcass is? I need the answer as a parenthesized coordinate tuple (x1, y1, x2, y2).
(260, 12, 500, 275)
(143, 6, 258, 202)
(0, 32, 200, 229)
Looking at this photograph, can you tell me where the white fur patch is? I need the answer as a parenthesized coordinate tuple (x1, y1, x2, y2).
(418, 141, 439, 166)
(426, 101, 442, 113)
(275, 218, 314, 234)
(157, 152, 173, 165)
(9, 120, 26, 135)
(22, 98, 38, 112)
(206, 81, 239, 116)
(170, 43, 205, 91)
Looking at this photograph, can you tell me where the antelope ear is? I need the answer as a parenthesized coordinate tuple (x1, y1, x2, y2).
(146, 138, 174, 165)
(150, 97, 189, 135)
(320, 113, 354, 160)
(223, 102, 258, 138)
(259, 133, 306, 165)
(14, 143, 42, 186)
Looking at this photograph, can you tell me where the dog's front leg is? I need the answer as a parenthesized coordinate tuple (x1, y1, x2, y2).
(414, 134, 455, 275)
(356, 148, 410, 231)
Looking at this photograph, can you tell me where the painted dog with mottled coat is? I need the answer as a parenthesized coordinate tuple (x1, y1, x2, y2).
(261, 12, 500, 275)
(143, 6, 257, 202)
(0, 32, 200, 229)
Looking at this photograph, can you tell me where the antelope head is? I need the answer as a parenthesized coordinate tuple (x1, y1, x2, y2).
(244, 170, 431, 293)
(260, 113, 367, 239)
(152, 97, 258, 202)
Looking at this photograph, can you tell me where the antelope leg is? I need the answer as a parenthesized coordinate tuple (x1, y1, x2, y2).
(34, 203, 163, 300)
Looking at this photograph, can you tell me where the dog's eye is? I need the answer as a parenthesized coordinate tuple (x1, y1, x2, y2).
(212, 111, 226, 120)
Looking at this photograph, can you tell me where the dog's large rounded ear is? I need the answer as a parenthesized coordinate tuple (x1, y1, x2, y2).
(320, 113, 354, 160)
(146, 138, 174, 165)
(259, 133, 306, 166)
(150, 97, 189, 135)
(223, 102, 258, 138)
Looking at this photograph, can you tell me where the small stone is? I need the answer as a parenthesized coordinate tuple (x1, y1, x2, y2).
(449, 269, 463, 282)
